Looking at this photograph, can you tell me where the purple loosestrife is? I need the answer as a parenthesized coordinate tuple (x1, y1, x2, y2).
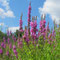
(7, 30, 9, 36)
(13, 45, 16, 50)
(39, 19, 46, 40)
(30, 17, 38, 40)
(52, 29, 56, 42)
(3, 44, 6, 48)
(20, 13, 23, 32)
(45, 22, 50, 39)
(3, 37, 6, 43)
(28, 2, 31, 34)
(7, 37, 10, 44)
(52, 29, 55, 38)
(6, 51, 9, 56)
(12, 35, 16, 42)
(52, 29, 56, 48)
(14, 37, 17, 42)
(1, 42, 6, 48)
(1, 42, 4, 47)
(25, 29, 29, 43)
(23, 34, 26, 40)
(48, 33, 54, 45)
(13, 45, 18, 59)
(9, 43, 12, 49)
(0, 48, 3, 54)
(30, 17, 38, 45)
(10, 31, 12, 35)
(23, 26, 29, 44)
(18, 40, 23, 48)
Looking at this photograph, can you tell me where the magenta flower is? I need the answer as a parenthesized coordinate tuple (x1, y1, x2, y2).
(23, 28, 30, 44)
(10, 31, 12, 35)
(23, 35, 26, 39)
(14, 37, 16, 42)
(13, 50, 17, 54)
(1, 42, 6, 48)
(52, 29, 55, 37)
(30, 22, 34, 27)
(0, 48, 3, 54)
(12, 35, 15, 40)
(7, 38, 10, 44)
(28, 2, 31, 34)
(13, 45, 16, 50)
(39, 19, 46, 40)
(3, 44, 6, 48)
(1, 42, 4, 47)
(30, 20, 38, 40)
(9, 43, 12, 49)
(7, 30, 9, 36)
(6, 51, 9, 56)
(3, 37, 6, 42)
(13, 45, 18, 59)
(20, 19, 23, 32)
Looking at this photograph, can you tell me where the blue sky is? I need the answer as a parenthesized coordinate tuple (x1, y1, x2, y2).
(0, 0, 58, 33)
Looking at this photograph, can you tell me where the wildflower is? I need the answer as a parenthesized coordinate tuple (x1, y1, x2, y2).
(23, 27, 30, 44)
(13, 45, 16, 50)
(7, 30, 9, 36)
(3, 37, 6, 42)
(3, 44, 6, 48)
(20, 14, 23, 32)
(1, 42, 4, 47)
(6, 51, 9, 56)
(9, 43, 12, 49)
(14, 37, 16, 42)
(13, 45, 18, 59)
(12, 35, 15, 40)
(28, 2, 31, 34)
(23, 35, 26, 39)
(7, 38, 10, 44)
(30, 18, 38, 40)
(0, 48, 3, 54)
(1, 42, 6, 48)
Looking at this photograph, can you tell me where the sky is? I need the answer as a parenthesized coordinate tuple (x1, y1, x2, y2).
(0, 0, 60, 33)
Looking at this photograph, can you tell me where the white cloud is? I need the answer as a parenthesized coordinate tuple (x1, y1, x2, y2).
(39, 0, 60, 24)
(0, 0, 15, 18)
(8, 27, 19, 33)
(0, 23, 4, 26)
(4, 10, 15, 18)
(0, 0, 10, 10)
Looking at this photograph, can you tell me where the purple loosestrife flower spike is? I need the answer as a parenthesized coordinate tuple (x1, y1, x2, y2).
(9, 43, 12, 49)
(28, 2, 31, 34)
(7, 38, 10, 44)
(7, 30, 9, 36)
(52, 29, 55, 37)
(39, 14, 46, 40)
(1, 42, 4, 47)
(13, 45, 18, 59)
(1, 42, 6, 48)
(20, 13, 23, 32)
(14, 37, 17, 42)
(6, 51, 9, 56)
(0, 48, 3, 54)
(3, 37, 6, 42)
(13, 45, 16, 50)
(10, 31, 12, 35)
(23, 26, 29, 43)
(30, 16, 38, 41)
